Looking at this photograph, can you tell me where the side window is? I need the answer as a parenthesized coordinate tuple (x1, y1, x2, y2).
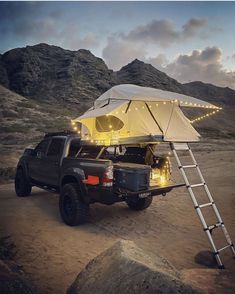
(95, 115, 124, 132)
(77, 146, 102, 159)
(34, 139, 50, 154)
(47, 138, 65, 157)
(68, 139, 81, 158)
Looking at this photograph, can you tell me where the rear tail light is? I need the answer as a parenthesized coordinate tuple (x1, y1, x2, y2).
(102, 165, 113, 187)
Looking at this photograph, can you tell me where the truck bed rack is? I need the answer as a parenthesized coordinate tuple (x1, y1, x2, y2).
(44, 130, 79, 138)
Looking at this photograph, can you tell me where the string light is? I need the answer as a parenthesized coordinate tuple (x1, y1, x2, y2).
(71, 101, 223, 141)
(190, 108, 222, 124)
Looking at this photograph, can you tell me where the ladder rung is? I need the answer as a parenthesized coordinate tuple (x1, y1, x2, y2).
(198, 202, 213, 208)
(206, 222, 223, 231)
(172, 143, 189, 150)
(181, 164, 197, 169)
(218, 244, 232, 253)
(188, 183, 205, 188)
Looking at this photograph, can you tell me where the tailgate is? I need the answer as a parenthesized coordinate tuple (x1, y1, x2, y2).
(116, 182, 185, 198)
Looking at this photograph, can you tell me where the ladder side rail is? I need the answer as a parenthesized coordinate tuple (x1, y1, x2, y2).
(171, 145, 224, 267)
(188, 147, 234, 249)
(204, 230, 224, 267)
(188, 148, 208, 185)
(189, 148, 226, 222)
(172, 148, 210, 229)
(188, 144, 235, 257)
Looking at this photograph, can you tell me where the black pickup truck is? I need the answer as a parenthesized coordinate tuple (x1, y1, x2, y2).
(15, 132, 184, 226)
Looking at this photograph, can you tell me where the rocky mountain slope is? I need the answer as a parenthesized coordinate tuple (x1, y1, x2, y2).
(117, 59, 185, 94)
(183, 81, 235, 106)
(1, 43, 235, 109)
(0, 44, 117, 111)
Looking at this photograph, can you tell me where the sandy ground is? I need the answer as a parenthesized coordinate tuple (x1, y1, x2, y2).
(0, 149, 235, 293)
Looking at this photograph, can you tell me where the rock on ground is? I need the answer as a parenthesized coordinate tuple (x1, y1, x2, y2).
(0, 260, 34, 294)
(194, 250, 217, 268)
(68, 240, 201, 294)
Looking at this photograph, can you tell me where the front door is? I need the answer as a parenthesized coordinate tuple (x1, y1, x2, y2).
(28, 138, 50, 183)
(44, 138, 65, 187)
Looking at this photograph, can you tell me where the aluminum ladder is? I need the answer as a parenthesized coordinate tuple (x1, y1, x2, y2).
(170, 142, 235, 269)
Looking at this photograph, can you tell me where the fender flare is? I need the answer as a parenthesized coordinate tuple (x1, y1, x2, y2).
(60, 167, 89, 204)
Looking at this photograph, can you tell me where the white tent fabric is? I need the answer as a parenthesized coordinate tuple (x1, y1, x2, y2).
(73, 84, 219, 145)
(95, 84, 219, 109)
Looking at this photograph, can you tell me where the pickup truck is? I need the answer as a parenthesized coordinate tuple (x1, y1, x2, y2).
(15, 132, 184, 226)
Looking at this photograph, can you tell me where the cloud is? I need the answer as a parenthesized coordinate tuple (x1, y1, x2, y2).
(160, 47, 235, 89)
(4, 15, 99, 51)
(0, 2, 99, 51)
(144, 54, 168, 70)
(103, 39, 235, 89)
(124, 19, 179, 47)
(58, 23, 98, 50)
(122, 18, 207, 47)
(102, 36, 146, 70)
(102, 17, 209, 69)
(182, 18, 207, 38)
(15, 18, 59, 40)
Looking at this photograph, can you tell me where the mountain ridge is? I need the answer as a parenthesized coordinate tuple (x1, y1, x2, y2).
(0, 43, 235, 108)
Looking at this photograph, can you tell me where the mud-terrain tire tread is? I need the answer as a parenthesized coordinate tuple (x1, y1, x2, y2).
(59, 183, 89, 226)
(126, 196, 152, 211)
(15, 168, 32, 197)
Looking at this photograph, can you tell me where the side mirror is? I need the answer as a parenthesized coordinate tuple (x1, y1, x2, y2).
(24, 148, 35, 156)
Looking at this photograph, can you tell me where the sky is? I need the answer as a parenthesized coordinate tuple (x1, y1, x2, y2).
(1, 1, 235, 89)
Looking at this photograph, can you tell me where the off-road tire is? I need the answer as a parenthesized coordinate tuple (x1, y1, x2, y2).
(126, 196, 152, 211)
(59, 183, 89, 226)
(15, 169, 32, 197)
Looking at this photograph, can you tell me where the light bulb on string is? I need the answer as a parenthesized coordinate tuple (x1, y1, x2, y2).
(190, 108, 221, 124)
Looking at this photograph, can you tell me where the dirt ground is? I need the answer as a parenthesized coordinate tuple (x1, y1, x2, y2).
(0, 148, 235, 293)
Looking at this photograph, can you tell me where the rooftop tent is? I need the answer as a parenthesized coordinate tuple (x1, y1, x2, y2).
(72, 84, 220, 145)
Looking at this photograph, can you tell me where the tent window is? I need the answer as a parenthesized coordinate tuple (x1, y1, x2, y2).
(95, 115, 124, 132)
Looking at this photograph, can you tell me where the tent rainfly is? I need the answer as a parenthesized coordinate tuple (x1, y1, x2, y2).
(72, 84, 221, 145)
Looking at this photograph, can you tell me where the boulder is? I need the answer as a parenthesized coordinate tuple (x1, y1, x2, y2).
(68, 240, 201, 294)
